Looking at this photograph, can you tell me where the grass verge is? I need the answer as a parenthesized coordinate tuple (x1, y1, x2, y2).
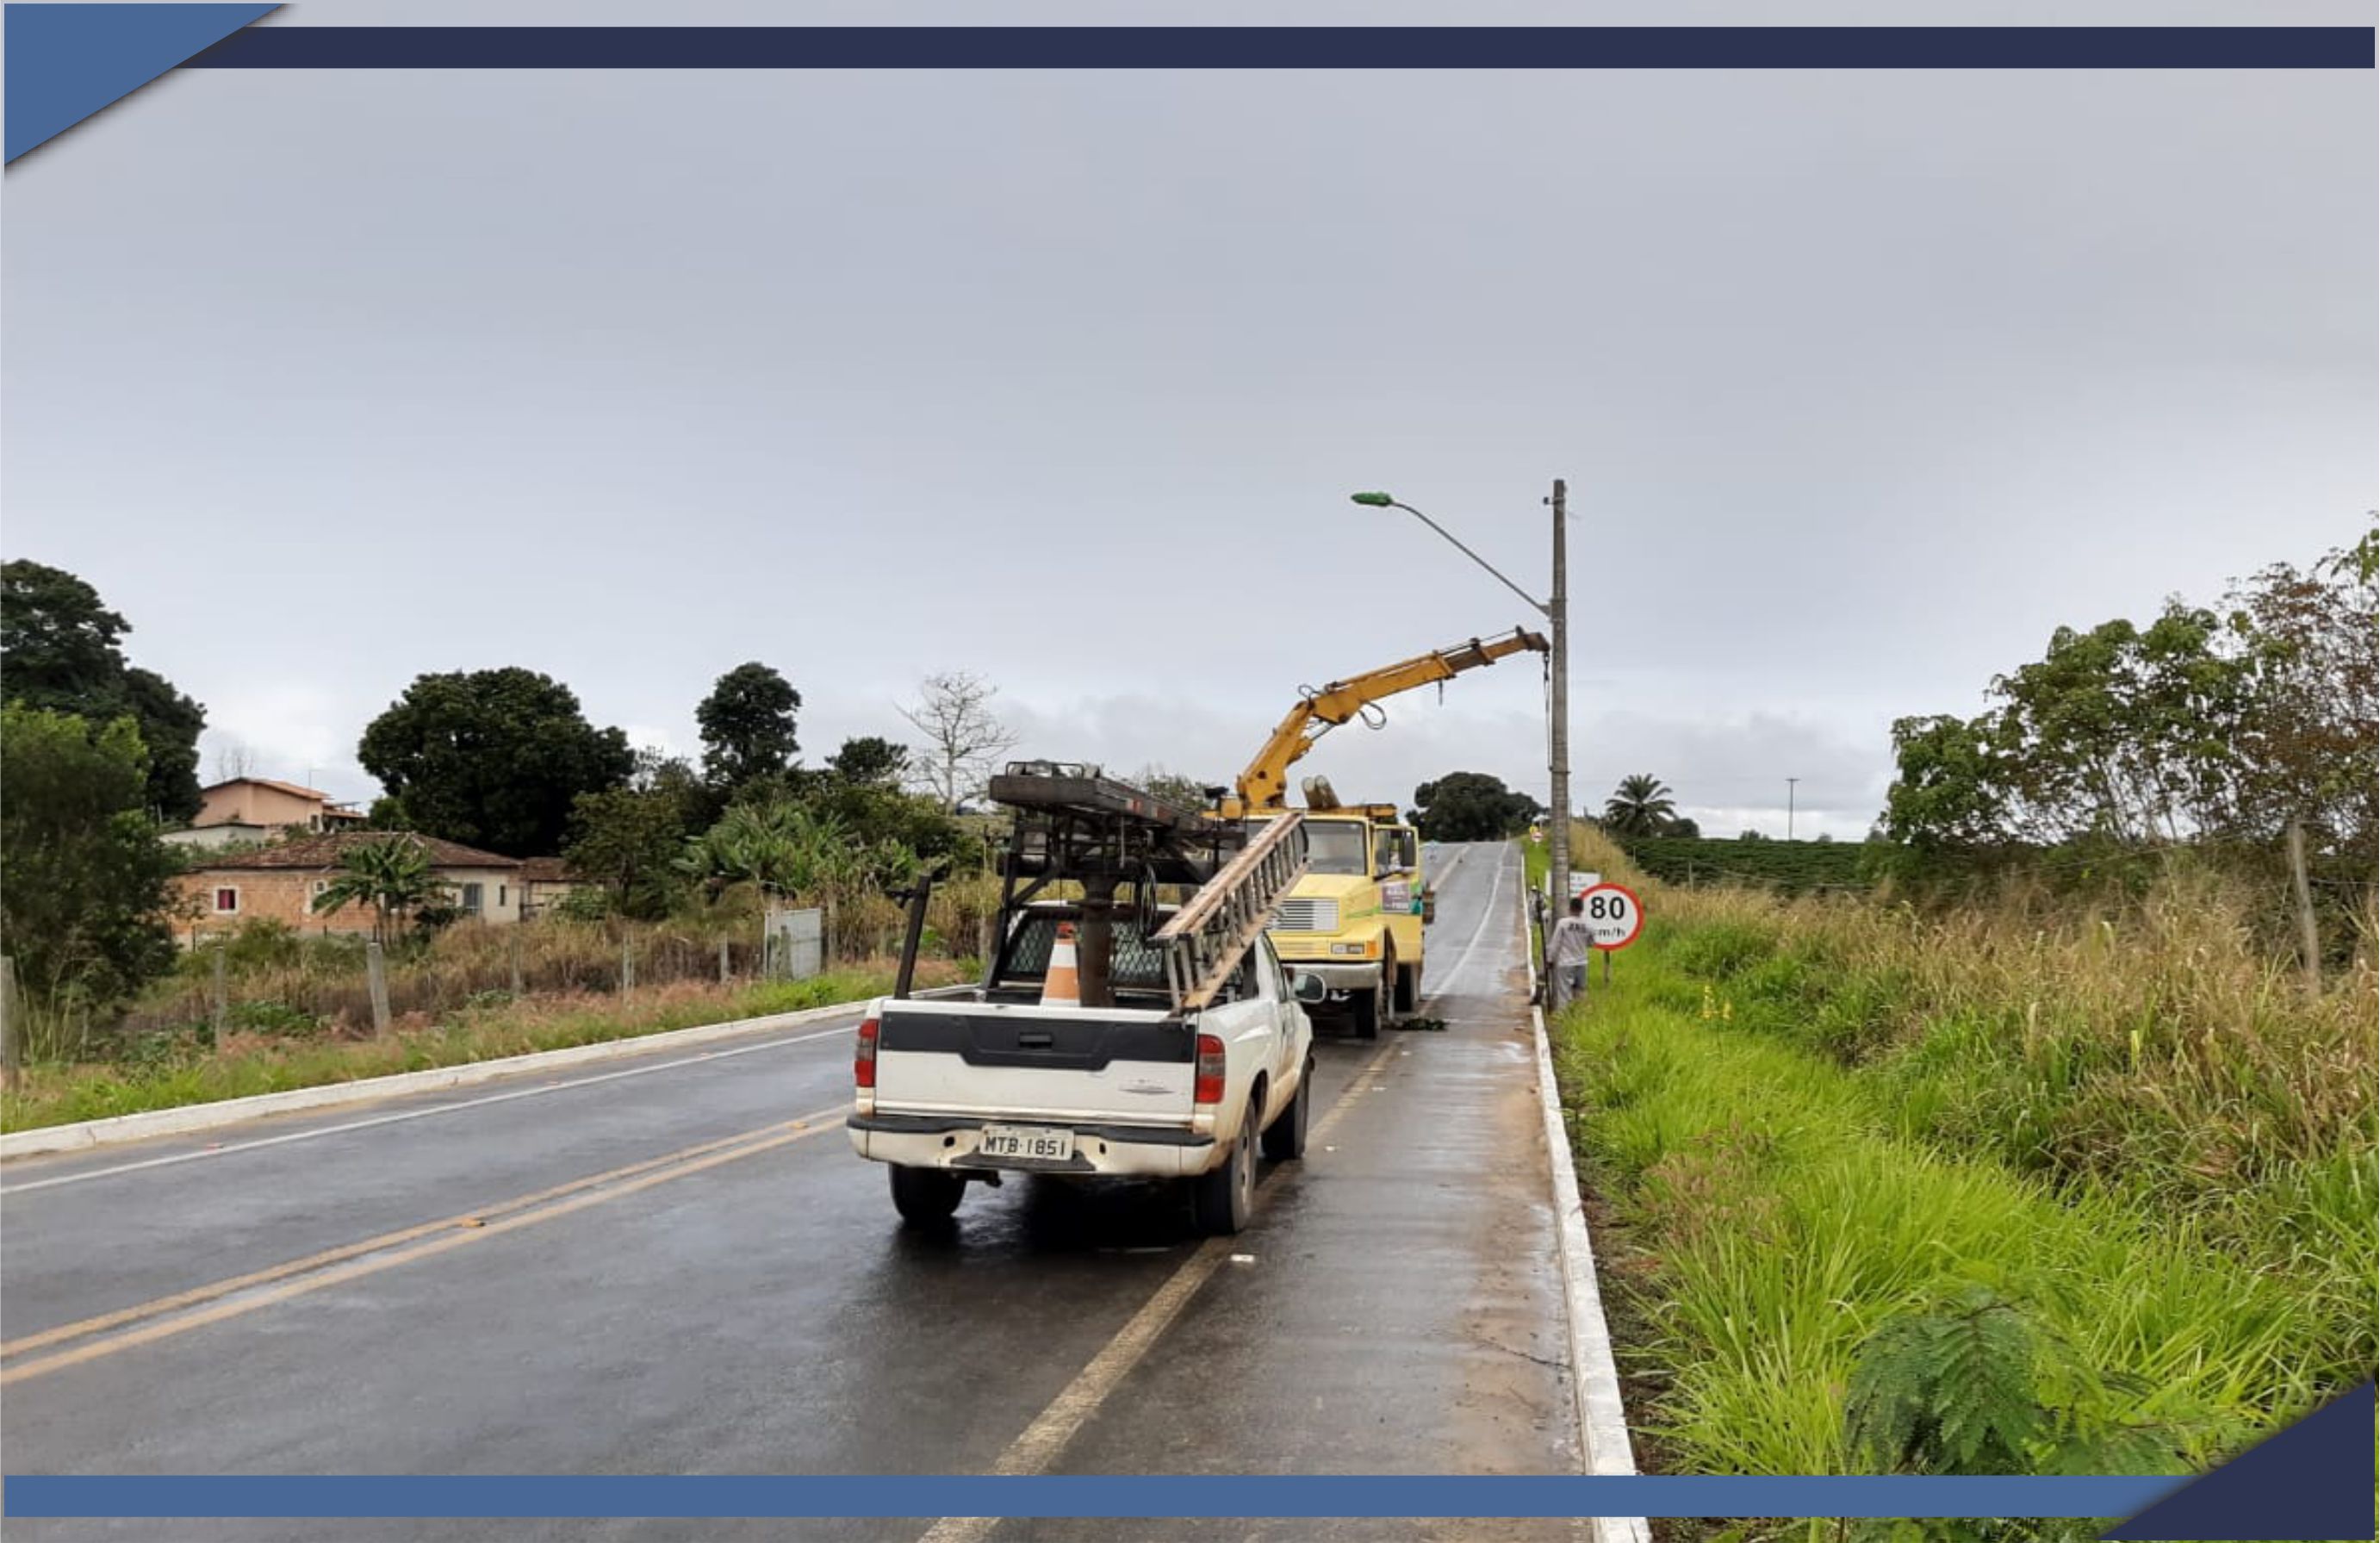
(1, 962, 960, 1133)
(1546, 830, 2371, 1532)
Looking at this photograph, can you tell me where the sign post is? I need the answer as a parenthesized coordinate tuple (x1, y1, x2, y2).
(1579, 880, 1645, 986)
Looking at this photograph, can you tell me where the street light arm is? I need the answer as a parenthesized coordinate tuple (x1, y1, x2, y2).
(1388, 502, 1551, 618)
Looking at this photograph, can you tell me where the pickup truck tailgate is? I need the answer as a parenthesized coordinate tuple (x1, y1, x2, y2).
(873, 999, 1195, 1125)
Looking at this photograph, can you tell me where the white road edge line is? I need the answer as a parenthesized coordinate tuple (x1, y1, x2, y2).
(0, 984, 971, 1173)
(1519, 849, 1649, 1543)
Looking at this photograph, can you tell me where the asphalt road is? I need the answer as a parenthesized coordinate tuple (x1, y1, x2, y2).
(2, 840, 1584, 1541)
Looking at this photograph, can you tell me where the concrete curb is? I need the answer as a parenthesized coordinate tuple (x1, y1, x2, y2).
(1, 986, 963, 1162)
(1519, 855, 1648, 1543)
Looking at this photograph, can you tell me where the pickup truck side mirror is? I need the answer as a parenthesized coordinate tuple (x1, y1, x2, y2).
(1291, 972, 1328, 1005)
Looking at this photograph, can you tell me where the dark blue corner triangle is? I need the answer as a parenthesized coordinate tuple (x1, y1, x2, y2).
(2103, 1381, 2376, 1540)
(6, 3, 280, 164)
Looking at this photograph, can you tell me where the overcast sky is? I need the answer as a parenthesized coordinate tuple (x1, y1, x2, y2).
(5, 1, 2372, 839)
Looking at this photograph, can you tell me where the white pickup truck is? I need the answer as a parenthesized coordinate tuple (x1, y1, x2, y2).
(847, 901, 1324, 1235)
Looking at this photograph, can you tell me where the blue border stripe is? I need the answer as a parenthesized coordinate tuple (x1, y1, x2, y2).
(7, 1475, 2180, 1519)
(183, 25, 2373, 70)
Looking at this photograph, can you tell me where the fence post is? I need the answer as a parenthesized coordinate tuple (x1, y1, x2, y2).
(365, 938, 392, 1036)
(718, 937, 730, 986)
(0, 954, 20, 1092)
(509, 931, 524, 997)
(2287, 818, 2322, 996)
(211, 941, 229, 1053)
(620, 932, 636, 999)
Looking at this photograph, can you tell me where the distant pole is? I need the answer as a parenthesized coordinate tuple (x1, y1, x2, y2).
(365, 939, 392, 1036)
(2287, 818, 2322, 995)
(1787, 778, 1799, 841)
(210, 942, 229, 1053)
(0, 954, 20, 1092)
(1548, 478, 1571, 918)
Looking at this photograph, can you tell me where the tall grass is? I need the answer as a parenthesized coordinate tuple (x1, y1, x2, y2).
(1549, 822, 2375, 1490)
(0, 961, 961, 1133)
(1557, 992, 2314, 1476)
(99, 873, 1010, 1056)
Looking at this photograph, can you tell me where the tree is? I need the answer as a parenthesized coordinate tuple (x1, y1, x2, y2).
(676, 800, 854, 904)
(1881, 533, 2377, 861)
(2220, 537, 2377, 856)
(898, 670, 1020, 813)
(1979, 607, 2259, 846)
(1603, 775, 1677, 837)
(1410, 771, 1542, 842)
(696, 663, 802, 790)
(1, 560, 207, 821)
(210, 737, 258, 784)
(1130, 765, 1220, 812)
(120, 666, 206, 824)
(564, 762, 701, 921)
(0, 706, 185, 1024)
(801, 775, 975, 870)
(310, 837, 443, 946)
(828, 735, 910, 788)
(1666, 816, 1701, 838)
(358, 669, 633, 856)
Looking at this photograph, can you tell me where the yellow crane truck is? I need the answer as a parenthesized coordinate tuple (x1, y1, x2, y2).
(1221, 628, 1548, 1037)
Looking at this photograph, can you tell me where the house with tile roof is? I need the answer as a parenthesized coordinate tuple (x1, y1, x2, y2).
(177, 831, 525, 943)
(162, 777, 371, 852)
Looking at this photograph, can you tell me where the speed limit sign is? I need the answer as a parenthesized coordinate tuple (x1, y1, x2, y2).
(1579, 882, 1644, 950)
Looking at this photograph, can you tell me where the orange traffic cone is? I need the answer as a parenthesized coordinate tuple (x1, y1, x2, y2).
(1041, 920, 1081, 1008)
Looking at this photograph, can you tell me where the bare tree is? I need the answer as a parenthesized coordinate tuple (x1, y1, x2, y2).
(898, 671, 1021, 813)
(209, 737, 256, 784)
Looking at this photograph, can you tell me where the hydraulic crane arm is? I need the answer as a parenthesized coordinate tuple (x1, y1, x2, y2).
(1224, 626, 1550, 817)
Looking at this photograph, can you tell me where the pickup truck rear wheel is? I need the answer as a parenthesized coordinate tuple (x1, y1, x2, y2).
(888, 1165, 965, 1224)
(1190, 1093, 1259, 1235)
(1260, 1059, 1311, 1162)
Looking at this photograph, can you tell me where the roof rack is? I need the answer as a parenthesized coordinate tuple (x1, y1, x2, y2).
(985, 762, 1308, 1012)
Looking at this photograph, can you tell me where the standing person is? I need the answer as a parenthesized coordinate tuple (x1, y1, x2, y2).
(1547, 894, 1594, 1012)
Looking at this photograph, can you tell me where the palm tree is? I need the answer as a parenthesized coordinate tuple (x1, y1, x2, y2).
(311, 837, 441, 945)
(1603, 775, 1678, 837)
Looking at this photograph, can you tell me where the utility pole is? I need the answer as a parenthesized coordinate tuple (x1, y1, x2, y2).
(1547, 479, 1571, 922)
(1787, 778, 1799, 841)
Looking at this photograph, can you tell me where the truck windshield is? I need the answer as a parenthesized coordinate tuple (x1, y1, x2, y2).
(1252, 818, 1369, 875)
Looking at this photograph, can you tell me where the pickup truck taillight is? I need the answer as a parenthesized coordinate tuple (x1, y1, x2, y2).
(854, 1017, 879, 1089)
(1193, 1033, 1226, 1104)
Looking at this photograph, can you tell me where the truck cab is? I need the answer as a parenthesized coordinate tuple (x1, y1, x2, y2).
(1256, 812, 1426, 1038)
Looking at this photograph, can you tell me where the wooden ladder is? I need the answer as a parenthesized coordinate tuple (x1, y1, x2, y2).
(1153, 812, 1308, 1013)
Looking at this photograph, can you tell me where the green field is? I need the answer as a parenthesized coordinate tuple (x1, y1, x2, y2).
(1618, 835, 1874, 894)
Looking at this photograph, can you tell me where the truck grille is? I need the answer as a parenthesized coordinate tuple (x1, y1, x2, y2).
(1272, 899, 1339, 933)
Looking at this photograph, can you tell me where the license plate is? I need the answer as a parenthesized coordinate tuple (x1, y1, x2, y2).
(979, 1124, 1075, 1161)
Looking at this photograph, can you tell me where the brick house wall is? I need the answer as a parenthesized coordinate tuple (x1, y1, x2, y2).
(177, 833, 525, 944)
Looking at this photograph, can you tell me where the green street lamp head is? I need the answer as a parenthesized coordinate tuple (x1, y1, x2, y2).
(1350, 491, 1396, 507)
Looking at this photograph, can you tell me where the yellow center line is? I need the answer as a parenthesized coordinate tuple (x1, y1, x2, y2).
(1, 1104, 848, 1383)
(914, 1032, 1406, 1543)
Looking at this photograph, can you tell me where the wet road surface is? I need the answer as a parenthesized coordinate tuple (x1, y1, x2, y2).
(2, 841, 1585, 1541)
